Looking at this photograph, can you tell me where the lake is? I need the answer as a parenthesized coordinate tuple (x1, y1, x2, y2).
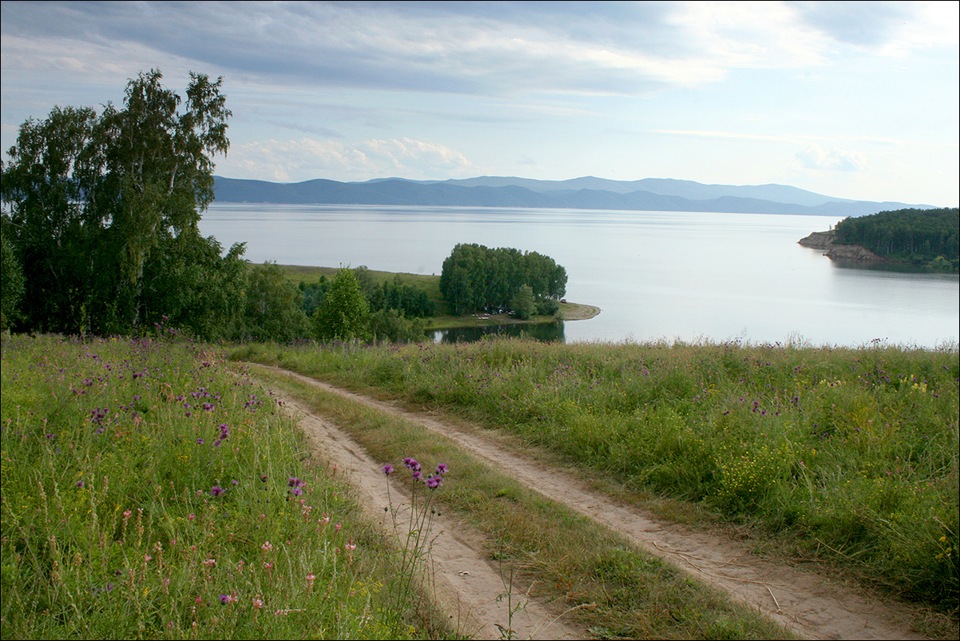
(199, 204, 960, 349)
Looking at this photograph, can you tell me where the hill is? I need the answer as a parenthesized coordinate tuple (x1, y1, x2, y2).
(212, 175, 935, 217)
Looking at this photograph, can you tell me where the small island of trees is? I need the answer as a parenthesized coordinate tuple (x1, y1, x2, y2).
(439, 243, 567, 319)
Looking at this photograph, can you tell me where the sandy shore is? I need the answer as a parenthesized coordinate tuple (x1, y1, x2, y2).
(560, 302, 600, 321)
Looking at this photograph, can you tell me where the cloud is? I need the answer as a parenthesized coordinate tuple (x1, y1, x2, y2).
(796, 145, 866, 172)
(9, 0, 948, 102)
(221, 136, 477, 183)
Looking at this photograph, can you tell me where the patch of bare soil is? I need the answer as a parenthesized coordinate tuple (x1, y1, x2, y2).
(277, 393, 585, 640)
(266, 367, 935, 641)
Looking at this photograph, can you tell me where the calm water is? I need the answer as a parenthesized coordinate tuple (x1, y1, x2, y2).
(199, 204, 960, 348)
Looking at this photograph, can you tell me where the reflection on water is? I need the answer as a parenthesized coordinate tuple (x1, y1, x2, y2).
(432, 321, 566, 343)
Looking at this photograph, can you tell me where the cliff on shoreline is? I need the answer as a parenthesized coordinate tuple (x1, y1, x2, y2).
(798, 231, 888, 263)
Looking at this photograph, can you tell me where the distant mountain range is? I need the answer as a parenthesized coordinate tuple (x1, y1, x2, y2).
(212, 175, 934, 217)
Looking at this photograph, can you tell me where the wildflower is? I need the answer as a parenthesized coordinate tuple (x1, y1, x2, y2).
(306, 572, 316, 586)
(344, 540, 356, 552)
(203, 558, 216, 567)
(210, 485, 225, 497)
(123, 510, 133, 519)
(76, 480, 85, 488)
(288, 477, 302, 487)
(435, 463, 448, 475)
(219, 593, 236, 605)
(290, 487, 303, 496)
(196, 438, 204, 445)
(261, 541, 273, 553)
(382, 464, 395, 475)
(187, 513, 195, 521)
(403, 457, 421, 471)
(232, 479, 239, 486)
(252, 597, 263, 609)
(426, 475, 443, 489)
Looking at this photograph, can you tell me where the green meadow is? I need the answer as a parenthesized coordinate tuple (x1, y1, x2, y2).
(0, 334, 448, 639)
(3, 332, 958, 638)
(233, 336, 959, 615)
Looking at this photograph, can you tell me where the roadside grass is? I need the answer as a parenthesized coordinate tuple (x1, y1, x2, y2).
(246, 365, 797, 640)
(230, 337, 960, 625)
(0, 334, 451, 640)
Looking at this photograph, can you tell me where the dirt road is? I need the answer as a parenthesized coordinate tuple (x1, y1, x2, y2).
(264, 366, 933, 640)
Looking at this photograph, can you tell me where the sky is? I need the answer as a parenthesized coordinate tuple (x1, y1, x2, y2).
(1, 1, 958, 206)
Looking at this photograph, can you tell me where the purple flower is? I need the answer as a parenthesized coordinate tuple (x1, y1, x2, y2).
(403, 457, 421, 471)
(382, 464, 395, 475)
(76, 480, 85, 488)
(196, 438, 204, 445)
(290, 487, 303, 496)
(435, 463, 448, 476)
(210, 485, 225, 497)
(426, 475, 443, 489)
(288, 477, 302, 487)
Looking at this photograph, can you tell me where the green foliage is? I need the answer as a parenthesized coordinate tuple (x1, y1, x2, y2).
(510, 284, 535, 320)
(439, 243, 567, 314)
(0, 69, 239, 338)
(313, 268, 371, 341)
(0, 222, 25, 330)
(243, 262, 309, 343)
(833, 208, 959, 271)
(0, 334, 435, 639)
(244, 338, 960, 612)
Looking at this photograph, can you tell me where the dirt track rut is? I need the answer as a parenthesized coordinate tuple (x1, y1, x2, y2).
(264, 366, 931, 640)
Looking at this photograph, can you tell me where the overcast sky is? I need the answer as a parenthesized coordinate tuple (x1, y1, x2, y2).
(2, 1, 958, 205)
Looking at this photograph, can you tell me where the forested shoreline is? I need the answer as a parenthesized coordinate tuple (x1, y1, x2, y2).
(824, 207, 959, 272)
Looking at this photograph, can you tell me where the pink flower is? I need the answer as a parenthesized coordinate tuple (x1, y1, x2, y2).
(252, 597, 263, 610)
(344, 540, 356, 552)
(203, 558, 216, 567)
(261, 541, 273, 552)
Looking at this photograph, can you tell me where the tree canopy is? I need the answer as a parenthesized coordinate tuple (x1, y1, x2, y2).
(833, 208, 959, 271)
(439, 243, 567, 315)
(1, 69, 242, 337)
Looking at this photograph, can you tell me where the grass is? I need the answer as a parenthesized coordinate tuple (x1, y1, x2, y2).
(0, 334, 452, 640)
(246, 365, 798, 640)
(230, 336, 960, 622)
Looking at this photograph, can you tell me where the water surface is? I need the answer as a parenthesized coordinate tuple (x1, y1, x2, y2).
(199, 204, 959, 348)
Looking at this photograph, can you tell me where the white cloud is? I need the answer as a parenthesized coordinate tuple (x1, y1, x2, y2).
(221, 137, 476, 183)
(796, 144, 866, 172)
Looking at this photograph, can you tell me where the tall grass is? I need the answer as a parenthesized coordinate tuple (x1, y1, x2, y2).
(233, 337, 960, 613)
(0, 334, 446, 639)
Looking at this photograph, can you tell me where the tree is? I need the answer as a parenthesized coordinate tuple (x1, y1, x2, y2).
(510, 284, 535, 320)
(314, 268, 370, 341)
(0, 69, 236, 337)
(0, 221, 24, 331)
(243, 262, 309, 342)
(439, 243, 567, 315)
